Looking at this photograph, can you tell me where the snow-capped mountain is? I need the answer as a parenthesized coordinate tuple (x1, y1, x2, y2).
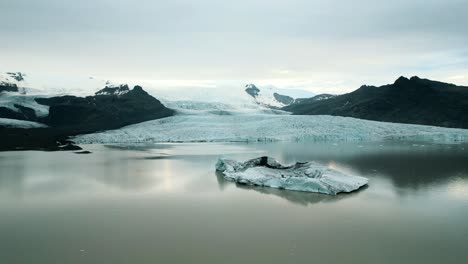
(0, 71, 116, 96)
(139, 82, 294, 115)
(309, 94, 336, 101)
(0, 72, 129, 124)
(245, 84, 315, 108)
(1, 71, 288, 119)
(0, 72, 26, 85)
(95, 84, 131, 96)
(0, 72, 26, 93)
(2, 71, 317, 113)
(1, 71, 324, 124)
(291, 94, 336, 105)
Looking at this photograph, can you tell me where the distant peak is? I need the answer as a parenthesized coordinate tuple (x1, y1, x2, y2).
(409, 76, 421, 81)
(6, 72, 25, 82)
(133, 85, 143, 91)
(126, 85, 151, 97)
(95, 84, 130, 96)
(245, 83, 260, 98)
(245, 83, 259, 90)
(394, 76, 410, 85)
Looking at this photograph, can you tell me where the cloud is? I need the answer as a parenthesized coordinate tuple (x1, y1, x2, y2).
(448, 75, 465, 80)
(1, 0, 467, 93)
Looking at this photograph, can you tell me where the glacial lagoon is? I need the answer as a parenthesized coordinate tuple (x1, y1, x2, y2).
(1, 141, 468, 263)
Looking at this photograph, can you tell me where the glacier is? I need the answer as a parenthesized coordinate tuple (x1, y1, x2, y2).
(0, 118, 47, 128)
(215, 156, 369, 195)
(0, 92, 50, 117)
(73, 114, 468, 144)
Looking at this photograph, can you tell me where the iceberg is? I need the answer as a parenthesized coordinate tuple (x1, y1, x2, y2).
(215, 156, 368, 195)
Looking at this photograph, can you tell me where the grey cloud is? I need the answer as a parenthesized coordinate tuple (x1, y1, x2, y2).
(2, 0, 467, 37)
(0, 0, 467, 92)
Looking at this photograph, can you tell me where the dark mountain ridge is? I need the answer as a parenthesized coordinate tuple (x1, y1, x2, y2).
(292, 94, 336, 105)
(35, 85, 174, 134)
(283, 76, 468, 128)
(0, 82, 19, 93)
(245, 84, 260, 98)
(273, 93, 294, 105)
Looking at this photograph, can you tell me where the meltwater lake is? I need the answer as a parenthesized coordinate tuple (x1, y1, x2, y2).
(1, 142, 468, 263)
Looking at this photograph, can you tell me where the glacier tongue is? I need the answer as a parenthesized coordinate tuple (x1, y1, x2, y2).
(73, 114, 468, 144)
(215, 157, 368, 195)
(0, 118, 47, 128)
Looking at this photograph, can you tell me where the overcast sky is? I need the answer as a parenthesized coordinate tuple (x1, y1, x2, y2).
(1, 0, 467, 93)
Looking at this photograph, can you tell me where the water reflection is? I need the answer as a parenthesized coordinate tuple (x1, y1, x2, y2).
(0, 150, 163, 198)
(253, 141, 468, 191)
(215, 171, 367, 206)
(1, 142, 467, 201)
(1, 142, 468, 264)
(103, 143, 177, 151)
(343, 151, 468, 189)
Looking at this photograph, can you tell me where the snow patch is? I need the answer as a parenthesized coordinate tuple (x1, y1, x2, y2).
(95, 84, 130, 96)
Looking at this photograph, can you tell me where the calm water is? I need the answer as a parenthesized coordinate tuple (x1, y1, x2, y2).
(1, 142, 468, 264)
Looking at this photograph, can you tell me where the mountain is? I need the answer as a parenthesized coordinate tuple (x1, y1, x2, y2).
(0, 71, 119, 96)
(0, 72, 25, 93)
(245, 84, 260, 98)
(0, 84, 174, 151)
(273, 92, 294, 105)
(283, 76, 468, 129)
(0, 71, 171, 127)
(291, 94, 336, 105)
(245, 84, 315, 108)
(0, 83, 19, 93)
(35, 85, 174, 134)
(95, 84, 130, 96)
(4, 72, 25, 82)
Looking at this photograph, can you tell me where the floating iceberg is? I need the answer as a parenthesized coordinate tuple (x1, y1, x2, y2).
(215, 156, 368, 195)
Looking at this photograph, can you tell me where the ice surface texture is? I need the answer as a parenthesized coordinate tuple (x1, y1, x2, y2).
(74, 114, 468, 144)
(216, 156, 369, 195)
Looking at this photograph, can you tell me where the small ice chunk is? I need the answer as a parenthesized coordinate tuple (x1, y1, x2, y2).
(216, 156, 368, 195)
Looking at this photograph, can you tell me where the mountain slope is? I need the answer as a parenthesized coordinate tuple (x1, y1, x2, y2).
(291, 94, 336, 105)
(245, 84, 315, 108)
(283, 76, 468, 128)
(0, 71, 118, 96)
(35, 85, 174, 134)
(0, 72, 24, 93)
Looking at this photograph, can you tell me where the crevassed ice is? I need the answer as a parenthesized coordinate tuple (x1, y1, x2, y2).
(73, 114, 468, 144)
